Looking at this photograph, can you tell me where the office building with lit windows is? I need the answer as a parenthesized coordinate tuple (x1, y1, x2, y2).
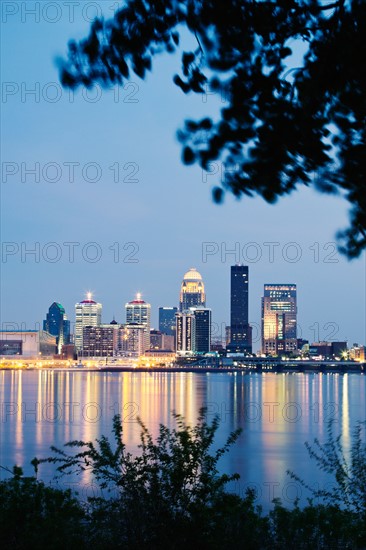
(81, 325, 116, 357)
(192, 307, 211, 354)
(179, 268, 206, 312)
(261, 284, 297, 356)
(75, 293, 102, 353)
(176, 312, 195, 355)
(176, 308, 211, 355)
(228, 265, 252, 353)
(125, 294, 151, 352)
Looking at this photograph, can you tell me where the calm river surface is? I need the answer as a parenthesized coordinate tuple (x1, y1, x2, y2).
(1, 370, 365, 511)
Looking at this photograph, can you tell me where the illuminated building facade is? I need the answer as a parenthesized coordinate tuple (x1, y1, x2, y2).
(176, 308, 212, 355)
(81, 325, 116, 357)
(43, 302, 70, 354)
(176, 312, 195, 355)
(125, 293, 151, 352)
(349, 344, 365, 362)
(228, 265, 252, 353)
(75, 293, 102, 352)
(261, 284, 297, 356)
(179, 268, 206, 312)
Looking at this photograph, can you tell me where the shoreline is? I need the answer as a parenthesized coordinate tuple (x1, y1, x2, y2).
(1, 364, 364, 374)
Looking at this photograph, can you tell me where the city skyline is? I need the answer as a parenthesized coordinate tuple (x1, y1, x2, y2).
(3, 264, 364, 353)
(1, 266, 366, 351)
(1, 4, 365, 351)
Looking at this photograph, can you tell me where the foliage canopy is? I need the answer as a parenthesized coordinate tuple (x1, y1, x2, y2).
(59, 0, 366, 257)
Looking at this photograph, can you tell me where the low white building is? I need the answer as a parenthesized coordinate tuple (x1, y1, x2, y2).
(0, 331, 56, 357)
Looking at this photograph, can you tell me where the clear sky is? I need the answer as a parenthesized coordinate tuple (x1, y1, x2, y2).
(1, 1, 365, 352)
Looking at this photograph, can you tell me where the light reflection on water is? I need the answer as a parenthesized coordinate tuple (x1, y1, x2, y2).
(0, 370, 365, 510)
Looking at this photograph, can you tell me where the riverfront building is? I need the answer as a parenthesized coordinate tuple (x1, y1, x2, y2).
(176, 312, 195, 355)
(228, 265, 252, 353)
(0, 330, 56, 357)
(192, 308, 212, 354)
(179, 268, 206, 312)
(43, 302, 70, 354)
(125, 294, 151, 352)
(159, 307, 178, 335)
(81, 325, 116, 357)
(75, 294, 102, 353)
(261, 284, 297, 356)
(176, 308, 212, 355)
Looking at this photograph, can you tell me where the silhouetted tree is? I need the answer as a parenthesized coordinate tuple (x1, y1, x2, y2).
(58, 0, 366, 257)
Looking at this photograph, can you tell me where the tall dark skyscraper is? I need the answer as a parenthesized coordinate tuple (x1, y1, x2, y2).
(43, 302, 70, 354)
(228, 265, 252, 353)
(261, 284, 297, 356)
(159, 307, 178, 335)
(192, 308, 211, 354)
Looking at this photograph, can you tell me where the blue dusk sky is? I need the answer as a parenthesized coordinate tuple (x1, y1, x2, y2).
(1, 1, 365, 351)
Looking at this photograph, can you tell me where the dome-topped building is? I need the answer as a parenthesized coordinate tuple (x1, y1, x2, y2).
(183, 268, 203, 281)
(180, 268, 206, 312)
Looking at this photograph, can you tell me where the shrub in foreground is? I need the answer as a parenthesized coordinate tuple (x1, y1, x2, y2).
(0, 410, 365, 549)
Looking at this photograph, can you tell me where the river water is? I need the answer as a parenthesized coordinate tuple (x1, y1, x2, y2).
(1, 370, 365, 511)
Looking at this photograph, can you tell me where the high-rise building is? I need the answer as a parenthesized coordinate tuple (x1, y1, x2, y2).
(261, 284, 297, 356)
(176, 308, 211, 355)
(159, 307, 178, 335)
(228, 265, 252, 353)
(81, 325, 116, 357)
(191, 308, 211, 354)
(125, 293, 151, 352)
(75, 293, 102, 353)
(43, 302, 70, 354)
(176, 312, 195, 355)
(179, 268, 206, 312)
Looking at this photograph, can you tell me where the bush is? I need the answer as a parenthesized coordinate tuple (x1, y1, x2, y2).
(0, 466, 85, 549)
(1, 411, 365, 548)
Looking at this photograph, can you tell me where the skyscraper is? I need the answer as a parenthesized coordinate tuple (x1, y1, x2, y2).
(176, 312, 195, 355)
(192, 308, 211, 354)
(75, 293, 102, 353)
(261, 284, 297, 356)
(159, 307, 178, 335)
(125, 293, 151, 352)
(176, 308, 212, 355)
(228, 265, 252, 353)
(179, 268, 206, 312)
(43, 302, 70, 354)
